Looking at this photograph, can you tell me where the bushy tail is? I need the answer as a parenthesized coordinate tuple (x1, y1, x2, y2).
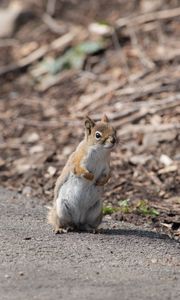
(47, 206, 60, 232)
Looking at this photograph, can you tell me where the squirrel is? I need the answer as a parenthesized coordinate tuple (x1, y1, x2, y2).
(48, 114, 116, 233)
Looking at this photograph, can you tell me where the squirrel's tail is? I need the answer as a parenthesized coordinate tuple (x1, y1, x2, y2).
(47, 206, 60, 232)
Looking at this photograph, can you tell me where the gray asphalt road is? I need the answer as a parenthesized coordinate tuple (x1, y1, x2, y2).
(0, 187, 179, 300)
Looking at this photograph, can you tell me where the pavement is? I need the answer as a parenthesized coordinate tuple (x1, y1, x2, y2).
(0, 187, 179, 300)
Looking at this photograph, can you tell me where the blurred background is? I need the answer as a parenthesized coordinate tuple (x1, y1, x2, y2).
(0, 0, 179, 239)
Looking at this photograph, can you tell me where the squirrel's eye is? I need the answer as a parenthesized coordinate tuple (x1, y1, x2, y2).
(95, 131, 102, 140)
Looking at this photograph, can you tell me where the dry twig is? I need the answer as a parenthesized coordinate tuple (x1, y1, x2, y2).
(129, 29, 155, 69)
(46, 0, 57, 16)
(75, 80, 127, 111)
(116, 7, 180, 28)
(119, 123, 180, 135)
(42, 13, 67, 34)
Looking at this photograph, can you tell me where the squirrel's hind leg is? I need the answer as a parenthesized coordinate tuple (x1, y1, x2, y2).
(48, 198, 75, 234)
(47, 205, 74, 234)
(79, 200, 103, 233)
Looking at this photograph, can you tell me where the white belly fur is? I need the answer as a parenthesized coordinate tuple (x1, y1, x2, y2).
(56, 146, 110, 227)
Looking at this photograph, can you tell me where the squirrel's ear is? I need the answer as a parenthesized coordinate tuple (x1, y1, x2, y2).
(101, 114, 109, 123)
(85, 116, 95, 135)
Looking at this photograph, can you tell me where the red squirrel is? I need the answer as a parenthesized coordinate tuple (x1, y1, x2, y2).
(48, 115, 116, 233)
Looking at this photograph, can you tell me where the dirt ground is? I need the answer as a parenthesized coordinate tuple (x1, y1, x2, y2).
(0, 0, 180, 239)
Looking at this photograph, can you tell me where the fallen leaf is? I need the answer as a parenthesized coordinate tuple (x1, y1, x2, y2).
(29, 145, 44, 154)
(31, 40, 106, 76)
(47, 166, 56, 177)
(143, 131, 177, 147)
(129, 154, 153, 165)
(25, 132, 39, 144)
(160, 154, 173, 166)
(0, 158, 5, 167)
(140, 0, 163, 13)
(62, 146, 73, 156)
(158, 165, 178, 174)
(13, 155, 45, 174)
(89, 23, 113, 36)
(76, 40, 106, 55)
(20, 42, 38, 57)
(16, 164, 32, 174)
(0, 2, 25, 38)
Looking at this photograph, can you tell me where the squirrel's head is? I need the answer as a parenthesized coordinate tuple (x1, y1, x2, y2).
(84, 114, 117, 150)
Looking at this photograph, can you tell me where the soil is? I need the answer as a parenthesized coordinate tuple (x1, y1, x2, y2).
(0, 0, 180, 240)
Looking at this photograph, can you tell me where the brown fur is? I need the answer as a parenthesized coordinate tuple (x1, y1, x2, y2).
(72, 145, 94, 180)
(48, 114, 116, 233)
(47, 206, 60, 233)
(96, 173, 111, 186)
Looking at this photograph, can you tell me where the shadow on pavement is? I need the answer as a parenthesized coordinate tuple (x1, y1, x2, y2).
(101, 228, 172, 241)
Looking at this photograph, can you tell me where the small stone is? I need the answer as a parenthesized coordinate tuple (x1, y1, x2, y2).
(23, 237, 31, 240)
(19, 272, 24, 276)
(96, 271, 100, 275)
(151, 258, 157, 264)
(5, 274, 10, 279)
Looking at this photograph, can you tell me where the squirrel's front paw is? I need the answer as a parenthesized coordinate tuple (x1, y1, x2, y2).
(74, 166, 94, 180)
(84, 171, 94, 181)
(95, 174, 110, 186)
